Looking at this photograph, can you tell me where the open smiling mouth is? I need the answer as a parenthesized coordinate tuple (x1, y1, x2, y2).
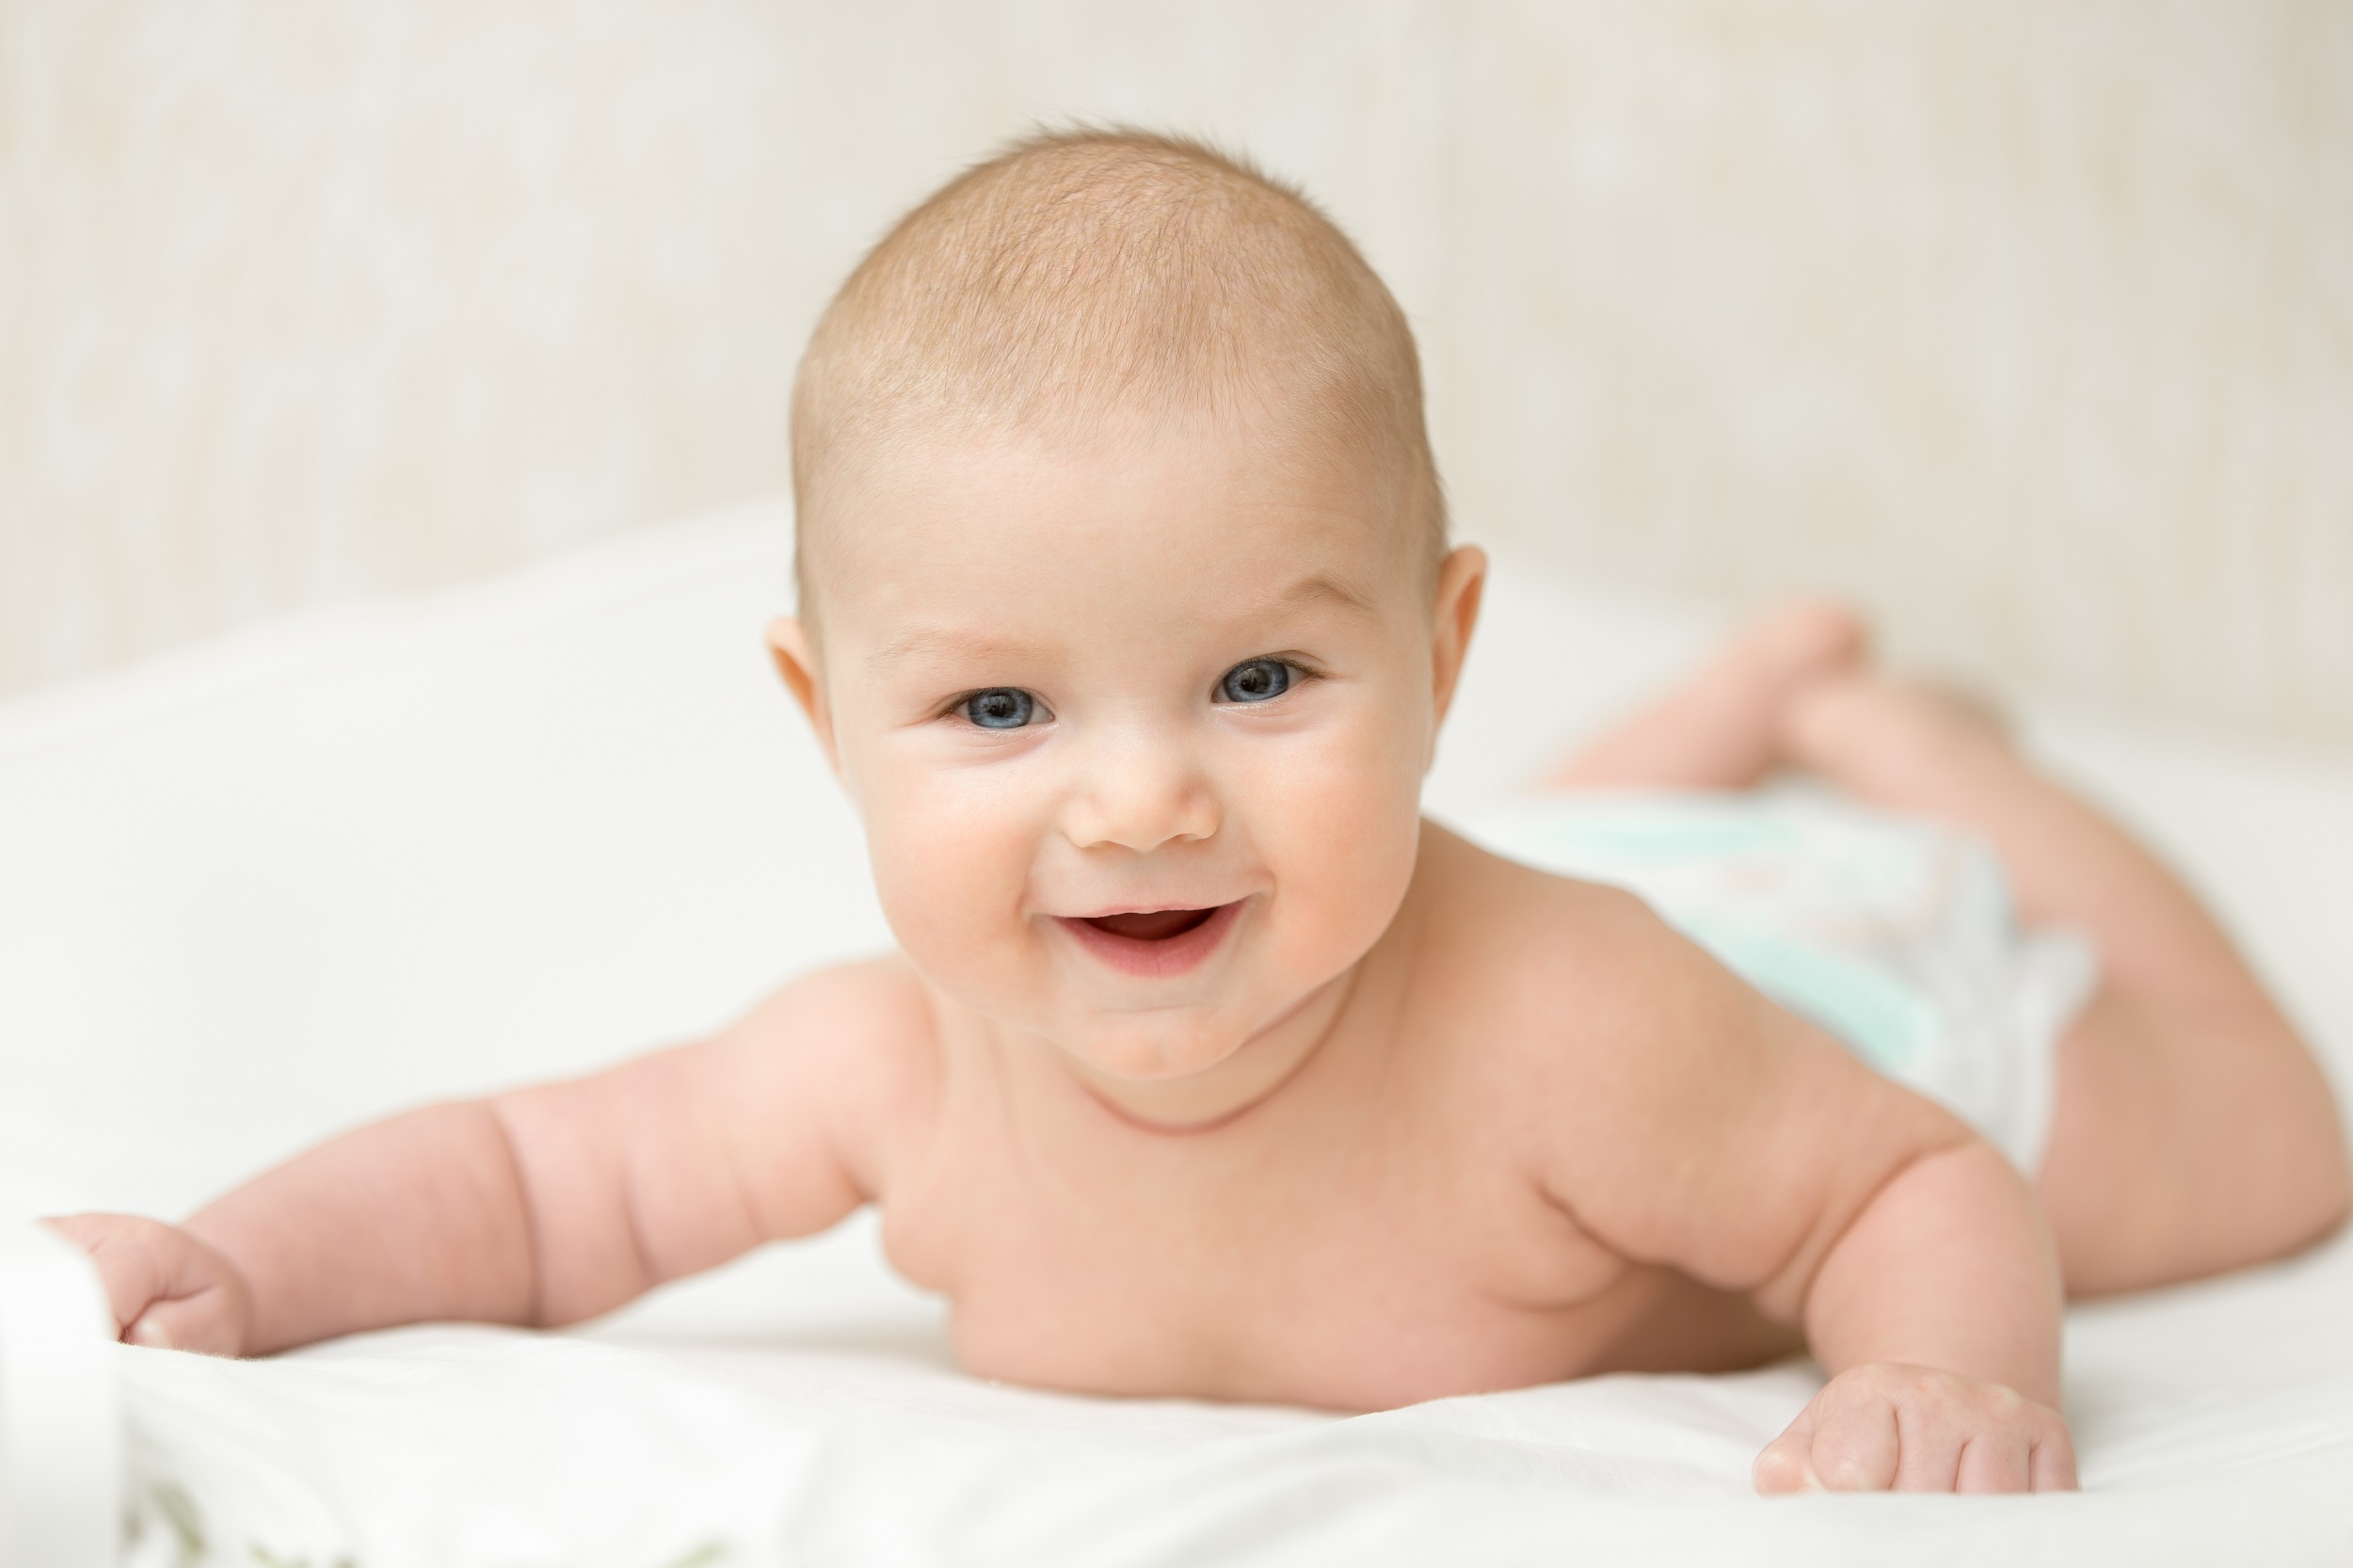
(1055, 901, 1243, 978)
(1086, 907, 1219, 941)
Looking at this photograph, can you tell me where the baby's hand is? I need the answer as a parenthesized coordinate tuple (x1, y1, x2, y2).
(1753, 1363, 2076, 1494)
(43, 1214, 255, 1355)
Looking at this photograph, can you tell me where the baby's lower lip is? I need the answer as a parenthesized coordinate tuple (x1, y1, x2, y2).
(1055, 901, 1243, 979)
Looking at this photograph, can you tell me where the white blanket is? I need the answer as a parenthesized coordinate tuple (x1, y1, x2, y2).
(110, 1220, 2353, 1567)
(7, 501, 2352, 1566)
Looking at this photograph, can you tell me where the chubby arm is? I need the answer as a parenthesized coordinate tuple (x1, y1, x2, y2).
(1528, 889, 2070, 1491)
(50, 959, 933, 1354)
(1753, 1138, 2073, 1493)
(1797, 1139, 2061, 1405)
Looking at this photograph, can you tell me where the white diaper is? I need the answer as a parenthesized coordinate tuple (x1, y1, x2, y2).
(1458, 788, 2098, 1173)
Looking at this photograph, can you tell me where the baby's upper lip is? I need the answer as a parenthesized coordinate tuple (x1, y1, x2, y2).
(1052, 898, 1240, 920)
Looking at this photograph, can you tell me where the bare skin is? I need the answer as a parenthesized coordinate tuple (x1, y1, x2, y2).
(47, 429, 2345, 1499)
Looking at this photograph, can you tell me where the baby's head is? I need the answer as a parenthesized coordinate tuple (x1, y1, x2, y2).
(772, 130, 1483, 1117)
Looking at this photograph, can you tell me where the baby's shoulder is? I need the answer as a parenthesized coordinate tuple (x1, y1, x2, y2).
(1401, 822, 1849, 1213)
(719, 954, 944, 1175)
(1411, 820, 1723, 1004)
(736, 952, 939, 1051)
(1401, 821, 1775, 1103)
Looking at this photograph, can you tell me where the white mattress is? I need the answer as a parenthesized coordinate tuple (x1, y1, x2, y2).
(5, 500, 2352, 1566)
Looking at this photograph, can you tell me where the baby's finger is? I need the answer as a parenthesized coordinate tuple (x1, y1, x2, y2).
(2029, 1422, 2080, 1493)
(1889, 1402, 1971, 1492)
(1805, 1391, 1900, 1491)
(1753, 1409, 1820, 1494)
(43, 1215, 180, 1333)
(124, 1286, 245, 1356)
(1955, 1432, 2031, 1494)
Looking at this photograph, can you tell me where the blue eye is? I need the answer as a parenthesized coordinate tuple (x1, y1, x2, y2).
(962, 688, 1036, 729)
(1218, 660, 1292, 704)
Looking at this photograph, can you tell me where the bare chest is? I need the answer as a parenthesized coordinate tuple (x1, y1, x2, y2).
(874, 1093, 1659, 1411)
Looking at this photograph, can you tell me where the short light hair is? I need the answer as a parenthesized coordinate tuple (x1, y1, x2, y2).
(791, 128, 1446, 612)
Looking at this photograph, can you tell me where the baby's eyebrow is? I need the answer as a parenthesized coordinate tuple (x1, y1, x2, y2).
(862, 573, 1379, 674)
(865, 627, 1044, 672)
(1266, 572, 1380, 617)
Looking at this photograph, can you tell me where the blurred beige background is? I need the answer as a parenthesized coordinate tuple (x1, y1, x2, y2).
(3, 0, 2348, 744)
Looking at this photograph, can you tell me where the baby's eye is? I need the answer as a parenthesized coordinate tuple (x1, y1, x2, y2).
(1217, 659, 1293, 704)
(961, 688, 1039, 729)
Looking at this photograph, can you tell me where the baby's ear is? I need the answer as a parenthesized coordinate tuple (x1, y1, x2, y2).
(1428, 544, 1487, 733)
(766, 617, 841, 773)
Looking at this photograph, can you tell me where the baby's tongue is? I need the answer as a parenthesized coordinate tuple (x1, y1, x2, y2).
(1090, 907, 1214, 941)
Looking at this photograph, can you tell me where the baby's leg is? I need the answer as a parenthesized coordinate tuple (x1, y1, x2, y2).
(1543, 601, 1866, 791)
(1782, 677, 2352, 1294)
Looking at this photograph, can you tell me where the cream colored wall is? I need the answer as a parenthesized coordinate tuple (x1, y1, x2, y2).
(1436, 2, 2353, 747)
(4, 2, 2348, 744)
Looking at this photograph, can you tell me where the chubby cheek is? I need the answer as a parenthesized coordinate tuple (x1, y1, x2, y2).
(1248, 711, 1425, 981)
(854, 760, 1051, 1012)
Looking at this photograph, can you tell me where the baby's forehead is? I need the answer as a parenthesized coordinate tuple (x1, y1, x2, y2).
(805, 409, 1417, 605)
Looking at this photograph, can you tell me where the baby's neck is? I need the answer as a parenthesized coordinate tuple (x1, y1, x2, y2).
(1045, 968, 1365, 1133)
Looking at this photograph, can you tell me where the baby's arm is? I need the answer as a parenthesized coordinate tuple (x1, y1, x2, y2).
(1532, 895, 2072, 1492)
(50, 959, 930, 1354)
(1751, 1138, 2072, 1492)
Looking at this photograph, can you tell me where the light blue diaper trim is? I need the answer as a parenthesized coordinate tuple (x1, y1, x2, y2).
(1668, 915, 1940, 1073)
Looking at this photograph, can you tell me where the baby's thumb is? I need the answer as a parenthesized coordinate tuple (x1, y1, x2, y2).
(1753, 1412, 1821, 1495)
(125, 1286, 246, 1356)
(41, 1214, 251, 1356)
(43, 1213, 174, 1335)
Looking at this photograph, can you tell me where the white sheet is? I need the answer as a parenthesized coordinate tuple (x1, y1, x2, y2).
(8, 499, 2353, 1566)
(100, 1218, 2353, 1568)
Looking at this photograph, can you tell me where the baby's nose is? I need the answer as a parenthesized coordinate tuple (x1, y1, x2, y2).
(1058, 728, 1221, 854)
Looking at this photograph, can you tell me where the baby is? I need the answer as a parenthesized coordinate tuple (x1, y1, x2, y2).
(56, 131, 2349, 1495)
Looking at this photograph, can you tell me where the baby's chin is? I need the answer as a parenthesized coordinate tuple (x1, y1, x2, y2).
(1051, 1013, 1254, 1082)
(1039, 981, 1353, 1127)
